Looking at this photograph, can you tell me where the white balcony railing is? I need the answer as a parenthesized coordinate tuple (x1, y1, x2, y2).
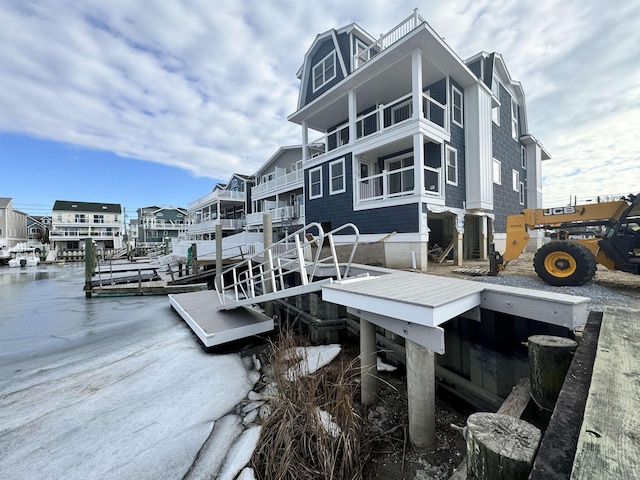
(357, 166, 441, 203)
(251, 169, 303, 197)
(187, 218, 240, 234)
(246, 205, 300, 226)
(188, 190, 245, 211)
(353, 9, 425, 70)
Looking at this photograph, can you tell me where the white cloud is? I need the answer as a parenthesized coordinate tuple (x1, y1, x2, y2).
(0, 0, 638, 202)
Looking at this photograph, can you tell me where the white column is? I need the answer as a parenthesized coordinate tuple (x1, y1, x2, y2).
(348, 90, 356, 146)
(302, 120, 309, 163)
(411, 49, 423, 120)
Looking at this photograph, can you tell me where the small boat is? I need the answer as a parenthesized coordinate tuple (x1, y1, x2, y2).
(9, 250, 40, 268)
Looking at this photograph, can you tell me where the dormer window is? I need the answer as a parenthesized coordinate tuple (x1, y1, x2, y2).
(353, 37, 369, 69)
(313, 51, 336, 92)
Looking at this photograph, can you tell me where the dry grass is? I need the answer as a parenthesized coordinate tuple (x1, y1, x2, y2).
(251, 331, 367, 479)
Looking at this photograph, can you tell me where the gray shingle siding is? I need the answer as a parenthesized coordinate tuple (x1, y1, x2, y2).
(492, 82, 525, 231)
(304, 35, 345, 105)
(468, 59, 482, 80)
(304, 153, 419, 234)
(336, 31, 351, 74)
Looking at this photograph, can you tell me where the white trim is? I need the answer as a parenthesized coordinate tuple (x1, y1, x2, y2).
(308, 166, 323, 199)
(519, 181, 525, 205)
(329, 158, 346, 195)
(312, 51, 337, 92)
(521, 145, 527, 169)
(493, 158, 501, 185)
(452, 86, 464, 127)
(511, 97, 519, 140)
(512, 169, 520, 192)
(491, 75, 501, 125)
(445, 146, 458, 186)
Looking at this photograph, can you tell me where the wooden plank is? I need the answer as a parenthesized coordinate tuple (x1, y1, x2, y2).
(496, 377, 531, 417)
(529, 311, 602, 480)
(437, 242, 455, 263)
(570, 307, 640, 479)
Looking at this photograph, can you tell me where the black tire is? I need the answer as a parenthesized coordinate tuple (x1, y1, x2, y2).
(533, 241, 597, 286)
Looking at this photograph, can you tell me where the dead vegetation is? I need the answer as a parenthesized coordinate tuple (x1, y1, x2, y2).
(250, 332, 367, 479)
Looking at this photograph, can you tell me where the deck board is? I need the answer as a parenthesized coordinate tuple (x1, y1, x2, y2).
(570, 306, 640, 479)
(169, 291, 273, 347)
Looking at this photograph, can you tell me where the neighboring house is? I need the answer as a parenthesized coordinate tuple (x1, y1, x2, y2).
(136, 205, 187, 246)
(185, 174, 254, 240)
(246, 146, 306, 239)
(286, 9, 549, 269)
(127, 218, 140, 245)
(0, 197, 28, 250)
(27, 215, 50, 245)
(51, 200, 123, 252)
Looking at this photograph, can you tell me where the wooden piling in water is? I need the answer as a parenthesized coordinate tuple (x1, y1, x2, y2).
(84, 238, 95, 298)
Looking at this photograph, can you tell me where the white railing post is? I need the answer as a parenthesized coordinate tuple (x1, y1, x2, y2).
(382, 170, 388, 198)
(295, 234, 309, 285)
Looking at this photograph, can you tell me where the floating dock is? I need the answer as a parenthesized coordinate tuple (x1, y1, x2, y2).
(169, 290, 273, 347)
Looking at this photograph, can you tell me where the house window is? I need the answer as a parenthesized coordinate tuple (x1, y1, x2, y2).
(521, 146, 527, 169)
(491, 76, 500, 125)
(329, 158, 346, 195)
(57, 213, 62, 221)
(74, 214, 86, 223)
(446, 147, 458, 186)
(354, 37, 369, 68)
(94, 215, 104, 223)
(309, 167, 323, 199)
(313, 51, 336, 92)
(512, 169, 520, 192)
(452, 86, 463, 127)
(511, 98, 519, 140)
(519, 181, 525, 205)
(386, 155, 414, 195)
(493, 159, 501, 184)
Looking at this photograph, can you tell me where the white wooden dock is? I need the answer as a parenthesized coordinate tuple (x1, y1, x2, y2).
(169, 265, 590, 351)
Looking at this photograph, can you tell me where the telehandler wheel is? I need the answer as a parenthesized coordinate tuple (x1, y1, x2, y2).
(533, 241, 597, 286)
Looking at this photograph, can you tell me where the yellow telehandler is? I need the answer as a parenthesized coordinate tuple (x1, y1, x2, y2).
(489, 194, 640, 286)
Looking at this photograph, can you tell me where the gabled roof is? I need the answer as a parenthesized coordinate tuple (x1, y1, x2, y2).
(139, 205, 187, 216)
(0, 197, 13, 208)
(296, 28, 349, 110)
(253, 145, 303, 176)
(53, 200, 122, 214)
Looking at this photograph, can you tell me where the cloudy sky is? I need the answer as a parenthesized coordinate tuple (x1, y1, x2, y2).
(0, 0, 638, 217)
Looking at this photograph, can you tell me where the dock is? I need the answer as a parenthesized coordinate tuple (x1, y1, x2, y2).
(169, 290, 273, 347)
(570, 306, 640, 479)
(87, 257, 208, 297)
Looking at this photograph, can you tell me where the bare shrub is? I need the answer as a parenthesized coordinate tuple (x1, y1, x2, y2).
(251, 331, 366, 479)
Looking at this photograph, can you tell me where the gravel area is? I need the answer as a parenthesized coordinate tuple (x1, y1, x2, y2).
(427, 252, 640, 312)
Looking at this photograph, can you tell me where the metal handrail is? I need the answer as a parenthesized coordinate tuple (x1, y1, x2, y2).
(215, 222, 360, 308)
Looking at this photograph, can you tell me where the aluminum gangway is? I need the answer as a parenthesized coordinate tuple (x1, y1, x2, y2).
(215, 222, 362, 311)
